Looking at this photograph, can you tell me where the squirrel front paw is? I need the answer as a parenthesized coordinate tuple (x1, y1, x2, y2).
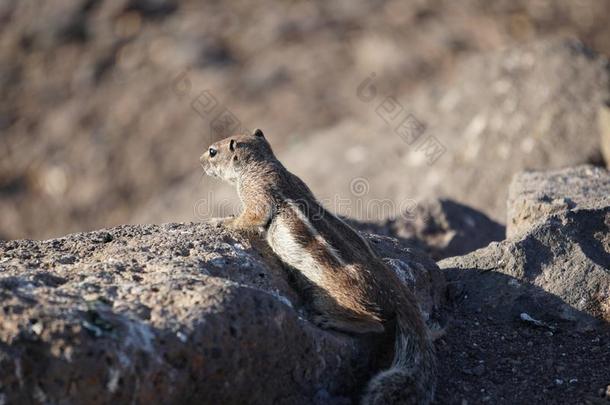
(208, 216, 235, 228)
(217, 217, 262, 236)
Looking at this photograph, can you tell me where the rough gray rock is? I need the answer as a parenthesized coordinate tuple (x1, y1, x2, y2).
(507, 165, 610, 237)
(351, 198, 505, 260)
(600, 104, 610, 169)
(0, 222, 444, 404)
(439, 201, 610, 329)
(430, 170, 610, 404)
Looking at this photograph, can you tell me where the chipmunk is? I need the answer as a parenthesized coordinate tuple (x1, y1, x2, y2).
(200, 129, 436, 404)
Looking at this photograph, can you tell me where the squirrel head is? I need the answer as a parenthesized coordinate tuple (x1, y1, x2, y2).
(200, 128, 275, 184)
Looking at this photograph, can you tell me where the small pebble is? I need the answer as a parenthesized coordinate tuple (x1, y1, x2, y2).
(31, 321, 43, 335)
(176, 331, 188, 343)
(472, 364, 485, 376)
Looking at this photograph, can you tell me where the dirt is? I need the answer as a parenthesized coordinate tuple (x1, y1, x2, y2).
(436, 303, 610, 405)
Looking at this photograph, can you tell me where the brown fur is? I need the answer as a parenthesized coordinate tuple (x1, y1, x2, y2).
(200, 129, 436, 404)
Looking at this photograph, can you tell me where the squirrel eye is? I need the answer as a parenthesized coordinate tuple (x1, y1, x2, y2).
(209, 147, 217, 157)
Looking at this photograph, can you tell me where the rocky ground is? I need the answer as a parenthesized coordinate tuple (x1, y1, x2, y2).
(436, 305, 609, 404)
(436, 165, 610, 405)
(0, 222, 445, 404)
(1, 1, 610, 404)
(1, 165, 608, 404)
(137, 36, 610, 229)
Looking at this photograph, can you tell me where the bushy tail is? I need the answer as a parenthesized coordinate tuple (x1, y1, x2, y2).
(362, 308, 437, 405)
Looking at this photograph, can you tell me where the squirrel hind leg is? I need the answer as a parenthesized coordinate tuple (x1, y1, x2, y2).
(313, 314, 384, 334)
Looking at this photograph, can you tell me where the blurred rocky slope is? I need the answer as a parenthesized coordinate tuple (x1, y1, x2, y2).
(2, 0, 610, 239)
(140, 37, 610, 229)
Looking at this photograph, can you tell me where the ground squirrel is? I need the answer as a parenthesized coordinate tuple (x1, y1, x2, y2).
(200, 129, 436, 404)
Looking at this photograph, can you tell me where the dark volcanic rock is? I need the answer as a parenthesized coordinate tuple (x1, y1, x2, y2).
(433, 166, 610, 404)
(0, 222, 444, 404)
(440, 179, 610, 329)
(351, 198, 505, 260)
(507, 165, 610, 237)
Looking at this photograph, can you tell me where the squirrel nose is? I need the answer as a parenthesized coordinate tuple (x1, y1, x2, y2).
(199, 154, 206, 164)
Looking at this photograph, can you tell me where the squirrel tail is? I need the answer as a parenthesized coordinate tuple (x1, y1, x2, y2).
(361, 306, 437, 405)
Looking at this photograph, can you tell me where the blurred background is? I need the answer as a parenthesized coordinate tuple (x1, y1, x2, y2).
(1, 0, 610, 240)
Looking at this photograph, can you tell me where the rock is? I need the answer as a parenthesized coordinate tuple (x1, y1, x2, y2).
(471, 364, 485, 377)
(439, 182, 610, 328)
(463, 364, 486, 377)
(282, 38, 610, 224)
(0, 222, 444, 403)
(519, 313, 555, 331)
(600, 104, 610, 169)
(507, 165, 610, 237)
(351, 198, 505, 260)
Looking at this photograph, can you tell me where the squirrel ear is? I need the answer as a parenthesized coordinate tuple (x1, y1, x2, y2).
(252, 128, 264, 138)
(229, 139, 236, 151)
